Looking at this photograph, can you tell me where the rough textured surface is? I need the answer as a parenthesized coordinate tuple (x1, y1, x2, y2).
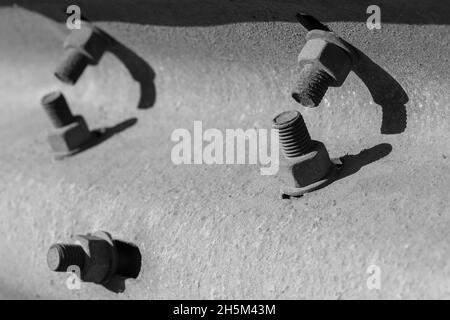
(0, 1, 449, 299)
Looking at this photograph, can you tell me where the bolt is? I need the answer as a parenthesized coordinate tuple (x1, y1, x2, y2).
(48, 231, 141, 285)
(292, 63, 334, 108)
(47, 231, 118, 285)
(41, 91, 76, 128)
(273, 110, 314, 158)
(47, 244, 85, 272)
(41, 91, 93, 156)
(54, 22, 110, 85)
(292, 30, 358, 107)
(273, 110, 339, 198)
(55, 48, 91, 85)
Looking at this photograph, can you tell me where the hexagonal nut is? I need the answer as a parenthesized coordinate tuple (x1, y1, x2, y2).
(64, 22, 109, 63)
(75, 232, 116, 284)
(47, 116, 92, 154)
(280, 141, 333, 188)
(298, 38, 352, 86)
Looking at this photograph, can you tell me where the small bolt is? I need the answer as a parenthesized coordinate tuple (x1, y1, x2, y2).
(47, 231, 124, 285)
(47, 244, 85, 272)
(54, 22, 110, 85)
(273, 110, 339, 198)
(54, 48, 90, 85)
(41, 91, 94, 156)
(41, 91, 75, 128)
(272, 110, 314, 158)
(291, 30, 358, 108)
(292, 63, 334, 107)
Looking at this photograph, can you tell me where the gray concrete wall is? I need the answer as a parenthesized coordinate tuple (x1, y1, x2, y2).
(0, 0, 449, 299)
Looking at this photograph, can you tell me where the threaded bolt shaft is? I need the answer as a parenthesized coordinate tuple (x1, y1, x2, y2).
(47, 244, 85, 272)
(41, 91, 75, 128)
(292, 63, 334, 107)
(54, 48, 90, 85)
(273, 110, 313, 158)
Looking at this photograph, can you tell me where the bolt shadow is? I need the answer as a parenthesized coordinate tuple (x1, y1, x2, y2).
(104, 34, 157, 110)
(332, 143, 393, 184)
(296, 13, 409, 135)
(103, 240, 142, 294)
(287, 143, 392, 198)
(82, 18, 157, 110)
(351, 49, 408, 134)
(58, 117, 137, 159)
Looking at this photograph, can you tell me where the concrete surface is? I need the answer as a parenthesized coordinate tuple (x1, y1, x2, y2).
(0, 0, 449, 299)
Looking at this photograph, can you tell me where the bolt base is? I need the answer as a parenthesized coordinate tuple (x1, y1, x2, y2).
(281, 158, 342, 198)
(51, 130, 102, 161)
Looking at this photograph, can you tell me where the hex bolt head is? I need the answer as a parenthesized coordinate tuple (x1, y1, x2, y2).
(292, 30, 358, 108)
(54, 22, 110, 85)
(273, 110, 339, 198)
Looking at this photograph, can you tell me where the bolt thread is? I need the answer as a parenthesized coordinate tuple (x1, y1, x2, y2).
(47, 244, 85, 272)
(292, 63, 334, 107)
(41, 91, 75, 128)
(54, 48, 89, 85)
(273, 110, 313, 158)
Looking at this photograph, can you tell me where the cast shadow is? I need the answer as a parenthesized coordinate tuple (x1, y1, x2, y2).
(103, 240, 142, 294)
(286, 143, 392, 198)
(296, 13, 409, 135)
(58, 117, 137, 159)
(351, 49, 408, 134)
(86, 19, 156, 110)
(333, 143, 393, 184)
(105, 35, 157, 110)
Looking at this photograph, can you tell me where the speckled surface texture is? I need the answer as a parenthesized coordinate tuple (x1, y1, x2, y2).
(0, 1, 449, 299)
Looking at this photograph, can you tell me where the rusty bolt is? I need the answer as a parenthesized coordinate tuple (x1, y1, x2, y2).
(47, 231, 120, 285)
(41, 91, 93, 156)
(273, 110, 339, 198)
(292, 29, 358, 107)
(54, 22, 110, 85)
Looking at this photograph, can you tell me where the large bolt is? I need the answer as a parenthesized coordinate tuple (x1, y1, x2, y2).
(54, 22, 110, 85)
(273, 110, 339, 198)
(48, 231, 141, 285)
(47, 231, 119, 285)
(41, 91, 93, 156)
(292, 30, 358, 107)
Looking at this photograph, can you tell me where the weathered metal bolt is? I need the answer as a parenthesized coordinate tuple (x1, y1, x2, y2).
(47, 231, 119, 285)
(292, 29, 358, 107)
(41, 91, 93, 156)
(47, 244, 86, 272)
(273, 110, 339, 198)
(42, 91, 76, 128)
(55, 21, 110, 85)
